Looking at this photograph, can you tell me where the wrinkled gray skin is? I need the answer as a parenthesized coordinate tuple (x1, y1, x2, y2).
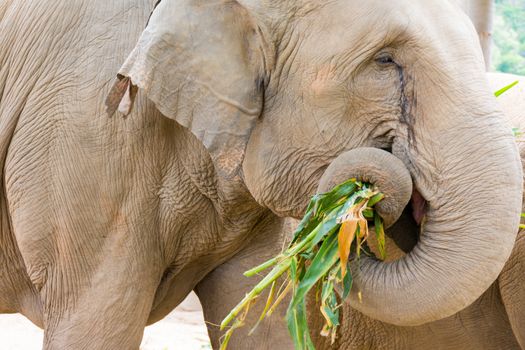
(0, 0, 522, 349)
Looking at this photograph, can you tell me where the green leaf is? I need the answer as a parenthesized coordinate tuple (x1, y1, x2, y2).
(299, 251, 316, 260)
(362, 208, 374, 219)
(367, 192, 384, 207)
(320, 276, 334, 301)
(292, 197, 318, 242)
(290, 256, 298, 283)
(293, 209, 314, 240)
(494, 80, 519, 97)
(314, 179, 358, 216)
(286, 299, 315, 350)
(374, 212, 386, 260)
(320, 280, 339, 327)
(341, 265, 353, 300)
(320, 303, 339, 326)
(305, 210, 342, 251)
(292, 233, 340, 307)
(319, 276, 340, 343)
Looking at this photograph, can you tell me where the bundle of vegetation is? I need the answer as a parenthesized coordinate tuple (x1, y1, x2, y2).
(220, 178, 386, 350)
(219, 80, 522, 350)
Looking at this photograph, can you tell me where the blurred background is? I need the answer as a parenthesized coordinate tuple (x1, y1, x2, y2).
(493, 0, 525, 74)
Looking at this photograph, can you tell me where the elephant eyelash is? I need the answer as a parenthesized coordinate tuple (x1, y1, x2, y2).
(375, 54, 396, 66)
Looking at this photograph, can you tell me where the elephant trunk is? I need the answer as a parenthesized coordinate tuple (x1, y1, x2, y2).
(318, 110, 522, 326)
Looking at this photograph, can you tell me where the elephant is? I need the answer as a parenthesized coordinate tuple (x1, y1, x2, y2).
(0, 1, 522, 350)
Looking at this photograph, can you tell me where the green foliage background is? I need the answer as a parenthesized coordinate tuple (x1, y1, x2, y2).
(493, 0, 525, 75)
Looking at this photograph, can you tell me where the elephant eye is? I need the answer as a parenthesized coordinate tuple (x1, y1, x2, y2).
(375, 53, 396, 66)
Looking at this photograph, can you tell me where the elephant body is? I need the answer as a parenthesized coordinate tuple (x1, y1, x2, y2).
(0, 0, 272, 347)
(0, 0, 523, 349)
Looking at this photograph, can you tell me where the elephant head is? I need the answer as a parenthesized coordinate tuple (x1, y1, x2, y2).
(107, 0, 522, 327)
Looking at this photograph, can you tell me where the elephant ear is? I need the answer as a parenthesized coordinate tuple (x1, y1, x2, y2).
(106, 0, 270, 178)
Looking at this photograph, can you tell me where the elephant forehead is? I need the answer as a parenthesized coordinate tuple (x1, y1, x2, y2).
(295, 0, 474, 62)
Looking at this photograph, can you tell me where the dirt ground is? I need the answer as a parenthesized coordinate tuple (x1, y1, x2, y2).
(0, 292, 211, 350)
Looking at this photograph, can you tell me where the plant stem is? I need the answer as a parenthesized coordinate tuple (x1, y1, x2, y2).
(221, 260, 292, 330)
(244, 257, 278, 277)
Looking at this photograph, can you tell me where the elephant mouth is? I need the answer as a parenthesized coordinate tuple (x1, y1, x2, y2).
(410, 187, 427, 226)
(383, 186, 426, 254)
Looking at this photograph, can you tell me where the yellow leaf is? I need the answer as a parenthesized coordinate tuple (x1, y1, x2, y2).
(338, 220, 357, 278)
(320, 324, 330, 337)
(320, 306, 332, 328)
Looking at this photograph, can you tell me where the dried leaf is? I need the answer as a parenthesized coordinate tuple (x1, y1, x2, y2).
(338, 220, 357, 278)
(249, 280, 277, 335)
(267, 281, 293, 316)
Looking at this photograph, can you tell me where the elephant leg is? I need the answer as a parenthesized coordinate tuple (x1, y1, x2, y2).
(41, 267, 158, 349)
(195, 214, 294, 350)
(0, 203, 42, 325)
(40, 246, 161, 349)
(499, 230, 525, 348)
